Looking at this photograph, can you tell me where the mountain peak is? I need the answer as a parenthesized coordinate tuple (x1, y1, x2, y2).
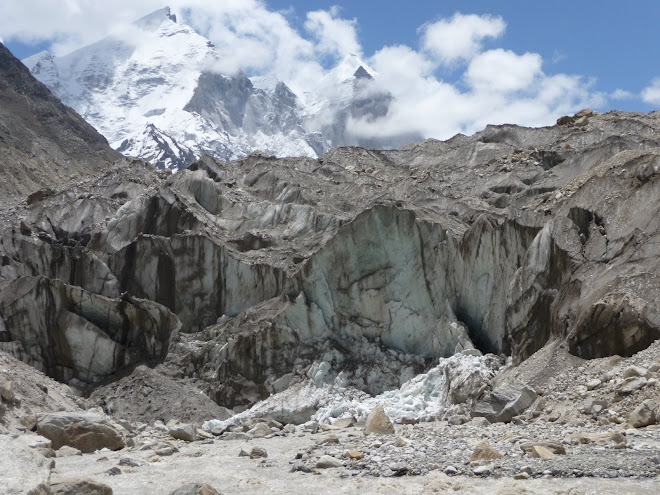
(331, 53, 376, 83)
(354, 66, 373, 80)
(135, 7, 177, 30)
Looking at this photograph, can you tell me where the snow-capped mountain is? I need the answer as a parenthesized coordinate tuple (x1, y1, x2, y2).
(301, 54, 421, 150)
(24, 7, 418, 170)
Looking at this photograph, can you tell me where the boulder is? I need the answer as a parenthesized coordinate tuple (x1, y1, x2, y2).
(469, 441, 504, 462)
(469, 417, 491, 427)
(49, 477, 113, 495)
(245, 417, 283, 430)
(580, 399, 609, 415)
(333, 417, 356, 428)
(0, 374, 15, 402)
(623, 366, 650, 379)
(586, 379, 602, 390)
(169, 485, 222, 495)
(246, 422, 272, 438)
(363, 405, 395, 435)
(448, 415, 468, 425)
(520, 441, 566, 457)
(616, 377, 647, 396)
(302, 421, 319, 433)
(37, 411, 125, 453)
(26, 188, 55, 205)
(249, 447, 268, 459)
(629, 399, 659, 428)
(168, 422, 197, 442)
(316, 455, 342, 469)
(290, 461, 314, 473)
(526, 445, 555, 459)
(317, 434, 339, 445)
(472, 381, 537, 423)
(569, 431, 625, 445)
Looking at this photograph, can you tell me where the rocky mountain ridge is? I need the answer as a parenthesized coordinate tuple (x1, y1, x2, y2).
(24, 7, 418, 170)
(2, 101, 659, 405)
(1, 39, 660, 493)
(0, 43, 121, 199)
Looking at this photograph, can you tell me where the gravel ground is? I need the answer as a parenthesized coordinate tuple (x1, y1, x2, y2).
(47, 418, 660, 495)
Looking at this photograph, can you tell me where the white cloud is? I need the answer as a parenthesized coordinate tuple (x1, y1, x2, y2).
(611, 88, 634, 100)
(420, 13, 506, 65)
(641, 78, 660, 105)
(2, 3, 619, 144)
(347, 45, 601, 142)
(305, 7, 361, 59)
(181, 1, 313, 78)
(466, 49, 542, 93)
(1, 1, 165, 55)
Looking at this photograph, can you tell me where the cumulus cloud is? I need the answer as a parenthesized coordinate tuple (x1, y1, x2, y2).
(180, 0, 318, 85)
(641, 78, 660, 106)
(420, 13, 506, 65)
(610, 88, 634, 100)
(305, 7, 361, 59)
(1, 0, 165, 55)
(2, 4, 618, 142)
(466, 49, 542, 93)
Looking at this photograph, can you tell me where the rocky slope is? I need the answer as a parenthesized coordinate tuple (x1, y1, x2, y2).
(0, 42, 120, 199)
(1, 41, 660, 492)
(2, 103, 659, 408)
(24, 8, 418, 170)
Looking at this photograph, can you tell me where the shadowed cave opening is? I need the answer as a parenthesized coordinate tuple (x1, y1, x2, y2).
(452, 305, 500, 356)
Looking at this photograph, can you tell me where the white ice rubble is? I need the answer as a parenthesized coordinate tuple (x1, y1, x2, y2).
(203, 351, 499, 431)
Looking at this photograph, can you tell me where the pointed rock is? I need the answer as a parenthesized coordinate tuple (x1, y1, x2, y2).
(364, 405, 395, 435)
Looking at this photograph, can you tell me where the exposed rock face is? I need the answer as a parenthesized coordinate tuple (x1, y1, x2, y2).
(0, 42, 120, 200)
(0, 276, 178, 383)
(2, 52, 660, 425)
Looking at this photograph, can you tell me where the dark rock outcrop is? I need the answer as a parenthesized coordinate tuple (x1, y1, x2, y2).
(0, 42, 120, 200)
(0, 276, 179, 383)
(1, 48, 660, 422)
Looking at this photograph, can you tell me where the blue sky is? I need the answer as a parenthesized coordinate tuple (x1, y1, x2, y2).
(2, 1, 659, 139)
(265, 0, 660, 112)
